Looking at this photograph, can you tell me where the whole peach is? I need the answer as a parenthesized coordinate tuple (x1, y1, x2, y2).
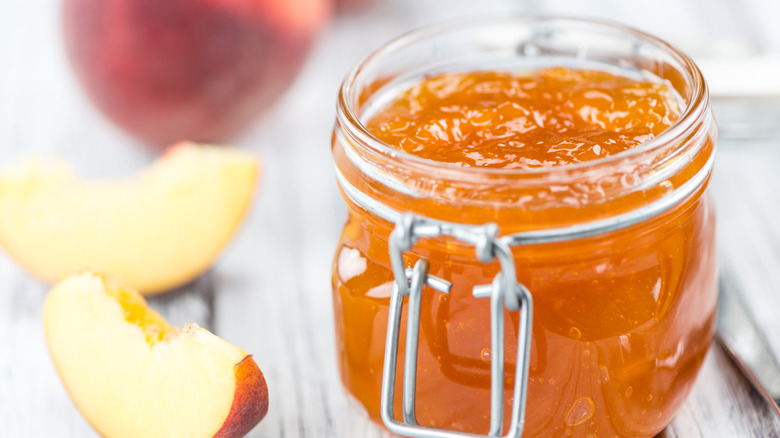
(63, 0, 330, 146)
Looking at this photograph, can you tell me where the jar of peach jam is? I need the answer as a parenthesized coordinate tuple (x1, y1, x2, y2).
(331, 17, 716, 438)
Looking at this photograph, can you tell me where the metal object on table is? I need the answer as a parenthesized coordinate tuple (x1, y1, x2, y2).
(697, 55, 780, 100)
(696, 55, 780, 140)
(717, 272, 780, 416)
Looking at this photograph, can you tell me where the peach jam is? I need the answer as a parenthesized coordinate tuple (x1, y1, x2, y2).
(366, 68, 681, 169)
(331, 17, 716, 438)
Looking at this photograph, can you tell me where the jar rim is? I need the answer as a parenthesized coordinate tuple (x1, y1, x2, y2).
(336, 15, 709, 182)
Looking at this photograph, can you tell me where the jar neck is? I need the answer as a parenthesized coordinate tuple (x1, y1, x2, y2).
(332, 16, 716, 235)
(333, 108, 715, 236)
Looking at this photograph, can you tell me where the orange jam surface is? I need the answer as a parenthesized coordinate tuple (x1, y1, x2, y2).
(366, 68, 681, 168)
(333, 68, 716, 438)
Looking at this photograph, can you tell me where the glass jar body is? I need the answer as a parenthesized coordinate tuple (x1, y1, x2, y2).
(332, 188, 715, 437)
(330, 16, 717, 438)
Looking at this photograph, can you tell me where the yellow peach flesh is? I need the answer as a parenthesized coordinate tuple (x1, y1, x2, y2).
(0, 143, 259, 294)
(44, 272, 268, 438)
(102, 276, 176, 343)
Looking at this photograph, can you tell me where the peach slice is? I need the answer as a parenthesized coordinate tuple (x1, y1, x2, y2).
(0, 142, 258, 294)
(44, 272, 269, 438)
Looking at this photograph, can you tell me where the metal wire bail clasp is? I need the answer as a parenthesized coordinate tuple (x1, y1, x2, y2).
(381, 213, 534, 438)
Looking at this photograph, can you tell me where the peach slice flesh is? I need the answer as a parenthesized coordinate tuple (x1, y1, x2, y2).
(0, 142, 258, 294)
(43, 272, 269, 438)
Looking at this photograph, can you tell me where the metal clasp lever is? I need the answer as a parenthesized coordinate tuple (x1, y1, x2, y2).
(381, 214, 534, 438)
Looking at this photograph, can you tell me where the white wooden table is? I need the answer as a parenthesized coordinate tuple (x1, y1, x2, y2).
(2, 0, 780, 437)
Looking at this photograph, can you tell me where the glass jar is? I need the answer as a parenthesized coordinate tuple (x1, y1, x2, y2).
(331, 16, 716, 438)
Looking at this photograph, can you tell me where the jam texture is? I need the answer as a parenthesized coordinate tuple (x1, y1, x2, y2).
(367, 68, 681, 168)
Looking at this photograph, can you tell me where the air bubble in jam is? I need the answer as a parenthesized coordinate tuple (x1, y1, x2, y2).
(599, 366, 610, 383)
(569, 326, 582, 340)
(625, 386, 633, 398)
(481, 348, 491, 364)
(566, 397, 595, 426)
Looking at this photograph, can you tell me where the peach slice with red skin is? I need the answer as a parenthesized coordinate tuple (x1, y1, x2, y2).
(0, 142, 258, 294)
(44, 272, 269, 438)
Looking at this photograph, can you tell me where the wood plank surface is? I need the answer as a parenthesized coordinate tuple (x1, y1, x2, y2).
(2, 0, 780, 437)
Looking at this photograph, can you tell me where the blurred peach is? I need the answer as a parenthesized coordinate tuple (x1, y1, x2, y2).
(63, 0, 330, 146)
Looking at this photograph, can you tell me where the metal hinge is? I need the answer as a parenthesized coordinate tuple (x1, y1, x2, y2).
(381, 213, 533, 438)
